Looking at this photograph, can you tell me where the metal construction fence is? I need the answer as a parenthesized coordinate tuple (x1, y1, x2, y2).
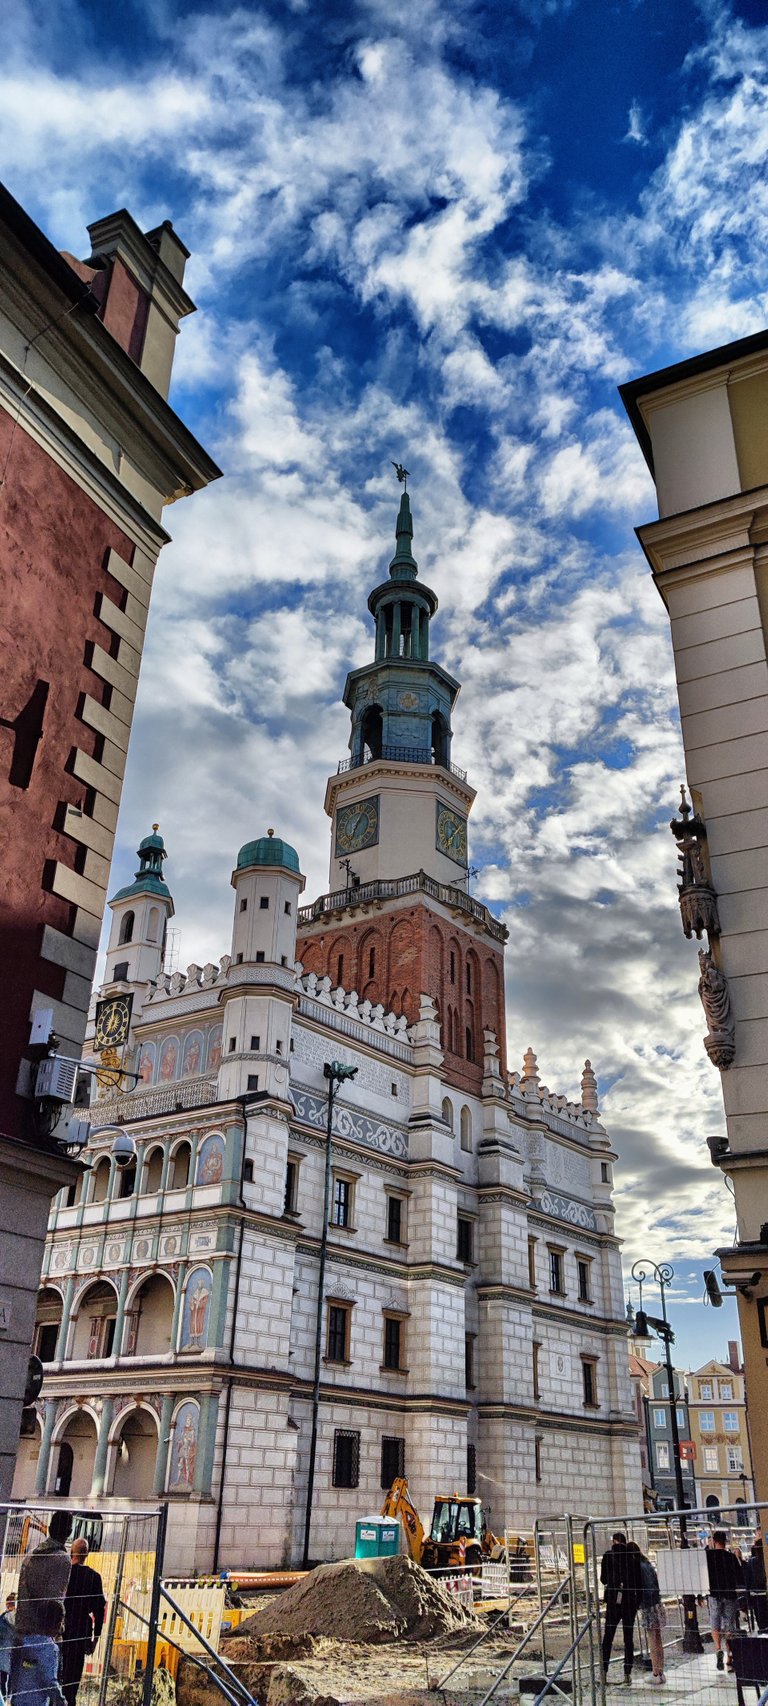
(0, 1501, 163, 1706)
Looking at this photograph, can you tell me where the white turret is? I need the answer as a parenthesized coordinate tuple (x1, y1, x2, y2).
(104, 825, 174, 990)
(217, 830, 305, 1103)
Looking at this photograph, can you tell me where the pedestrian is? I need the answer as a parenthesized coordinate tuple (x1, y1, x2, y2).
(706, 1528, 744, 1672)
(0, 1596, 16, 1700)
(61, 1542, 106, 1706)
(638, 1550, 666, 1684)
(8, 1598, 67, 1706)
(15, 1514, 72, 1639)
(600, 1532, 643, 1686)
(746, 1542, 768, 1632)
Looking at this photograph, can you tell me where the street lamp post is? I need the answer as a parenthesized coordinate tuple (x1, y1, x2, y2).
(631, 1259, 703, 1655)
(301, 1060, 358, 1570)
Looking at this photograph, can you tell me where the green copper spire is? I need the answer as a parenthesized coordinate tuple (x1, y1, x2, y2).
(389, 489, 418, 581)
(112, 824, 172, 901)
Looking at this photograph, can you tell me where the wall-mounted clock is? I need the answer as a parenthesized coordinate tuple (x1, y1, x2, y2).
(436, 803, 468, 867)
(94, 993, 133, 1051)
(335, 795, 380, 856)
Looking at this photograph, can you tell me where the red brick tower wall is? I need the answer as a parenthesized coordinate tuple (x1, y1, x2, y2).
(297, 904, 506, 1094)
(0, 411, 135, 1138)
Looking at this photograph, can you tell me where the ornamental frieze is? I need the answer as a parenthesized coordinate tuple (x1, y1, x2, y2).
(290, 1086, 408, 1159)
(534, 1190, 597, 1231)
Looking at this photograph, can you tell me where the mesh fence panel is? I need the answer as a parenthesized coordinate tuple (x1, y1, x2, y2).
(0, 1502, 162, 1706)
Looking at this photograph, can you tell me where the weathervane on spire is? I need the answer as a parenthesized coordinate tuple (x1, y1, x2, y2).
(391, 461, 410, 489)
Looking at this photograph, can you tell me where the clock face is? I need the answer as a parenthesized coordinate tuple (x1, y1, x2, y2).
(94, 994, 133, 1051)
(335, 795, 380, 856)
(436, 803, 468, 867)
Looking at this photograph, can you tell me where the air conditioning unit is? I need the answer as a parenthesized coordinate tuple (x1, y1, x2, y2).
(35, 1055, 79, 1103)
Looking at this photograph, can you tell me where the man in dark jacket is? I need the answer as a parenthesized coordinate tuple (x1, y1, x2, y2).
(707, 1530, 745, 1671)
(601, 1533, 643, 1684)
(61, 1540, 106, 1706)
(15, 1511, 72, 1636)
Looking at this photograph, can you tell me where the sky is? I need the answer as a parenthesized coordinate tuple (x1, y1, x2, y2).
(5, 0, 767, 1368)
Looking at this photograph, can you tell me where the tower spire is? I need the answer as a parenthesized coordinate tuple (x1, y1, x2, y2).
(389, 487, 418, 581)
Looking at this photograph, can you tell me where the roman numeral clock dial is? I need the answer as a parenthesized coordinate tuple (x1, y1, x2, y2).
(335, 795, 380, 856)
(436, 804, 468, 866)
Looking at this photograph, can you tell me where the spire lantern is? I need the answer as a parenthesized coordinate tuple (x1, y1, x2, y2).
(389, 490, 418, 581)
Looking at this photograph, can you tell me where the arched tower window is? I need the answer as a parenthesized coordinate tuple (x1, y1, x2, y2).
(442, 1097, 454, 1132)
(432, 713, 449, 769)
(147, 907, 160, 943)
(118, 911, 135, 946)
(361, 705, 383, 761)
(460, 1106, 472, 1152)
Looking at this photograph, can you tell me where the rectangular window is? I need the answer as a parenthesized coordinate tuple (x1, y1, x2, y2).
(582, 1358, 598, 1408)
(723, 1411, 738, 1433)
(36, 1322, 59, 1363)
(465, 1333, 475, 1389)
(332, 1428, 360, 1489)
(284, 901, 292, 915)
(577, 1259, 592, 1303)
(386, 1195, 403, 1244)
(255, 950, 265, 963)
(719, 1383, 733, 1400)
(535, 1436, 542, 1484)
(381, 1435, 405, 1488)
(240, 898, 247, 912)
(699, 1410, 715, 1432)
(549, 1248, 564, 1295)
(677, 1407, 686, 1429)
(653, 1408, 665, 1428)
(235, 951, 243, 964)
(467, 1442, 477, 1494)
(450, 950, 456, 983)
(247, 1073, 259, 1091)
(327, 1304, 350, 1363)
(659, 1379, 669, 1397)
(243, 1159, 254, 1183)
(528, 1237, 537, 1290)
(457, 1215, 473, 1263)
(704, 1447, 719, 1473)
(600, 1162, 610, 1183)
(228, 1037, 236, 1052)
(259, 896, 269, 909)
(250, 1035, 261, 1050)
(657, 1441, 670, 1470)
(332, 1176, 352, 1227)
(276, 1040, 283, 1054)
(532, 1340, 540, 1401)
(700, 1381, 713, 1399)
(383, 1316, 402, 1371)
(727, 1446, 743, 1472)
(336, 953, 344, 985)
(284, 1159, 298, 1214)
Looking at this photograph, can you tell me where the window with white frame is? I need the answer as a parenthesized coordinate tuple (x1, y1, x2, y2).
(677, 1407, 686, 1429)
(727, 1446, 744, 1472)
(723, 1410, 739, 1433)
(331, 1172, 355, 1228)
(699, 1410, 715, 1432)
(653, 1408, 665, 1428)
(719, 1382, 733, 1400)
(656, 1442, 670, 1470)
(699, 1381, 713, 1399)
(704, 1447, 719, 1473)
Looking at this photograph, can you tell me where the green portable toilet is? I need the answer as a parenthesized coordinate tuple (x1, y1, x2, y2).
(355, 1518, 382, 1559)
(378, 1520, 400, 1556)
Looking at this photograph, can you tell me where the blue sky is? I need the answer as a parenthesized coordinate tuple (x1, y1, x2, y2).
(5, 0, 767, 1367)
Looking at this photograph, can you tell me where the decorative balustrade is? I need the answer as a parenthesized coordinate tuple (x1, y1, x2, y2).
(296, 869, 507, 942)
(336, 747, 467, 782)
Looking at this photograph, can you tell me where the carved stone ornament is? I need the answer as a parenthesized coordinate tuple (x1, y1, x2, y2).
(698, 948, 735, 1070)
(671, 785, 720, 941)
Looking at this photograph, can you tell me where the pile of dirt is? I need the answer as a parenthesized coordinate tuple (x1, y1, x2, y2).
(235, 1554, 478, 1646)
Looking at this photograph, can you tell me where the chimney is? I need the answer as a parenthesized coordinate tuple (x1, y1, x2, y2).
(727, 1339, 741, 1373)
(84, 210, 195, 399)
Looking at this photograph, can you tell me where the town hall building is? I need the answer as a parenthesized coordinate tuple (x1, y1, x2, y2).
(14, 490, 641, 1571)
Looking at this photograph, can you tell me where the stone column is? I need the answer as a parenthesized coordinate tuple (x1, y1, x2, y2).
(375, 609, 385, 660)
(91, 1396, 114, 1496)
(113, 1268, 131, 1356)
(34, 1402, 58, 1495)
(55, 1275, 77, 1361)
(208, 1257, 231, 1352)
(410, 605, 420, 660)
(391, 602, 401, 657)
(170, 1262, 187, 1353)
(194, 1392, 219, 1494)
(159, 1145, 172, 1194)
(153, 1394, 174, 1495)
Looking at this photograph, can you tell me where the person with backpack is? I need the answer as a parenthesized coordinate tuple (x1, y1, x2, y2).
(637, 1547, 666, 1685)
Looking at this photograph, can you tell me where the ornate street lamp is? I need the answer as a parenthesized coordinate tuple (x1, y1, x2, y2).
(631, 1259, 703, 1654)
(301, 1061, 358, 1569)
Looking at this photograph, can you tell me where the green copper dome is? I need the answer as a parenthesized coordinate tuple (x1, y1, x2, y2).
(112, 824, 172, 902)
(237, 829, 300, 873)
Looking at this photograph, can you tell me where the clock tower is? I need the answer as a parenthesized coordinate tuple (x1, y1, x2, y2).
(103, 825, 175, 991)
(297, 486, 508, 1092)
(325, 486, 475, 889)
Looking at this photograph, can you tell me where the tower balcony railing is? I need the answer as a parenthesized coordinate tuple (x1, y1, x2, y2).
(337, 746, 467, 783)
(297, 869, 508, 942)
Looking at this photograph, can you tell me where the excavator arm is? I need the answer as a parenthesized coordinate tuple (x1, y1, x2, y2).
(381, 1477, 425, 1563)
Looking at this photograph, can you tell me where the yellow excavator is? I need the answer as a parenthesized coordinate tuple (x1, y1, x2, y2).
(381, 1477, 530, 1573)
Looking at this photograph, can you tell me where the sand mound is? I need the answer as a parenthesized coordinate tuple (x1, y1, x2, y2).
(236, 1554, 477, 1645)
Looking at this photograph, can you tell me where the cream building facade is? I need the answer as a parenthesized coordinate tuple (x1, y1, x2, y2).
(687, 1357, 754, 1519)
(622, 330, 768, 1507)
(15, 495, 641, 1571)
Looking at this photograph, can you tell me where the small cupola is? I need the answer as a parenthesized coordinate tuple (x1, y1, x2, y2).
(104, 824, 174, 988)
